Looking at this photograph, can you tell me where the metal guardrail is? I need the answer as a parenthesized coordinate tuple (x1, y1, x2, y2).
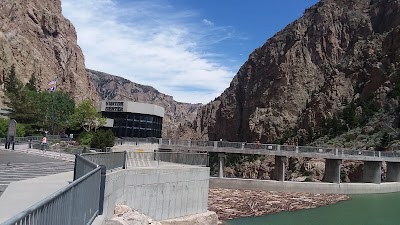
(74, 154, 99, 180)
(125, 151, 208, 167)
(158, 152, 208, 166)
(2, 155, 102, 225)
(114, 137, 159, 146)
(81, 152, 127, 172)
(0, 135, 62, 145)
(1, 149, 123, 225)
(159, 138, 400, 161)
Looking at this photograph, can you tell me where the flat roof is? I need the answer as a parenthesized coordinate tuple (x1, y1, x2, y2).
(99, 101, 164, 118)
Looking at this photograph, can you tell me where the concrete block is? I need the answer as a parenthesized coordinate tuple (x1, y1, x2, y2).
(167, 173, 177, 183)
(159, 173, 170, 183)
(202, 180, 209, 212)
(155, 183, 164, 220)
(322, 159, 342, 183)
(133, 185, 143, 212)
(192, 181, 199, 214)
(148, 184, 158, 218)
(143, 185, 150, 214)
(162, 183, 171, 220)
(175, 181, 183, 218)
(184, 172, 191, 181)
(136, 174, 145, 185)
(387, 162, 400, 182)
(363, 161, 382, 184)
(125, 174, 136, 186)
(168, 183, 177, 219)
(178, 172, 184, 182)
(274, 156, 286, 181)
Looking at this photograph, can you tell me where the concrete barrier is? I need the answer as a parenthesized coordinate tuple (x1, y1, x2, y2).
(210, 177, 400, 194)
(103, 166, 210, 221)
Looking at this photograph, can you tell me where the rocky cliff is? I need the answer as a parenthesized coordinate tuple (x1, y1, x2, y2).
(88, 69, 202, 138)
(193, 0, 400, 145)
(0, 0, 97, 102)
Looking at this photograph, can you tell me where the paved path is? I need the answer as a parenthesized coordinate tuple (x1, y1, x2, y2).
(0, 145, 74, 197)
(2, 144, 75, 162)
(0, 171, 73, 223)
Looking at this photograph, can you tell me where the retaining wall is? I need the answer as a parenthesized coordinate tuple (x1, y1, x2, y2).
(210, 177, 400, 194)
(103, 166, 210, 221)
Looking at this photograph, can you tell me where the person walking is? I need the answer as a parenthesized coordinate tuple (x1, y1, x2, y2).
(41, 135, 47, 153)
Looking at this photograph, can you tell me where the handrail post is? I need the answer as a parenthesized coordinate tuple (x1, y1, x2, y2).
(98, 165, 107, 215)
(73, 154, 78, 181)
(123, 151, 127, 169)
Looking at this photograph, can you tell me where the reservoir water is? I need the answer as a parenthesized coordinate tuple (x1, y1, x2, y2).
(226, 192, 400, 225)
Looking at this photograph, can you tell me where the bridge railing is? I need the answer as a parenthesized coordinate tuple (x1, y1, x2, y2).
(125, 151, 208, 167)
(381, 151, 400, 158)
(2, 154, 102, 225)
(190, 140, 215, 148)
(297, 146, 336, 154)
(158, 152, 208, 166)
(115, 137, 159, 146)
(160, 138, 400, 160)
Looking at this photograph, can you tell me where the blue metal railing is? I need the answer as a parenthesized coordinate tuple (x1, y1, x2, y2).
(81, 152, 127, 172)
(0, 152, 112, 225)
(1, 161, 101, 225)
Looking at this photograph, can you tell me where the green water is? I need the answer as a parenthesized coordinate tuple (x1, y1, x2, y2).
(227, 192, 400, 225)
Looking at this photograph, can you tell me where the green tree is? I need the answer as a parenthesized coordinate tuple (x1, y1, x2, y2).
(70, 99, 105, 132)
(3, 65, 23, 111)
(38, 91, 75, 134)
(25, 73, 38, 92)
(4, 65, 22, 95)
(380, 132, 390, 150)
(341, 101, 357, 128)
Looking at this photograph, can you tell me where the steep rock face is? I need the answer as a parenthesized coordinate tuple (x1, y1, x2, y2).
(193, 0, 400, 142)
(88, 69, 202, 138)
(0, 0, 97, 102)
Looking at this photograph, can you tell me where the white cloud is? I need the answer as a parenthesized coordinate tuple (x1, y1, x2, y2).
(202, 19, 214, 26)
(61, 0, 238, 104)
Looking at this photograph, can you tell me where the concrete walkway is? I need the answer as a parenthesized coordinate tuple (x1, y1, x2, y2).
(0, 171, 73, 223)
(7, 144, 75, 162)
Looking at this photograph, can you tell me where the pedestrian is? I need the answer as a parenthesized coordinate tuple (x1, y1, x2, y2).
(41, 135, 47, 153)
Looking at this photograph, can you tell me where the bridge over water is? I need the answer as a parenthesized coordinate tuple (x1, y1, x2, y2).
(156, 139, 400, 184)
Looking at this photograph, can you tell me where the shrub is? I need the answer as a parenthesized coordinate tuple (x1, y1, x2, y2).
(90, 130, 115, 149)
(79, 131, 94, 146)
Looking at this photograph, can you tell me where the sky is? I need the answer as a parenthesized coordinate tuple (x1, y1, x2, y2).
(61, 0, 319, 104)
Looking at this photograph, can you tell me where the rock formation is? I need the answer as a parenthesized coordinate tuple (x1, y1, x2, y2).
(192, 0, 400, 144)
(88, 69, 202, 138)
(0, 0, 97, 103)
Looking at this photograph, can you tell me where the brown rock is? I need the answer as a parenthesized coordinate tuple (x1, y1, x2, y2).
(0, 0, 97, 103)
(189, 0, 400, 143)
